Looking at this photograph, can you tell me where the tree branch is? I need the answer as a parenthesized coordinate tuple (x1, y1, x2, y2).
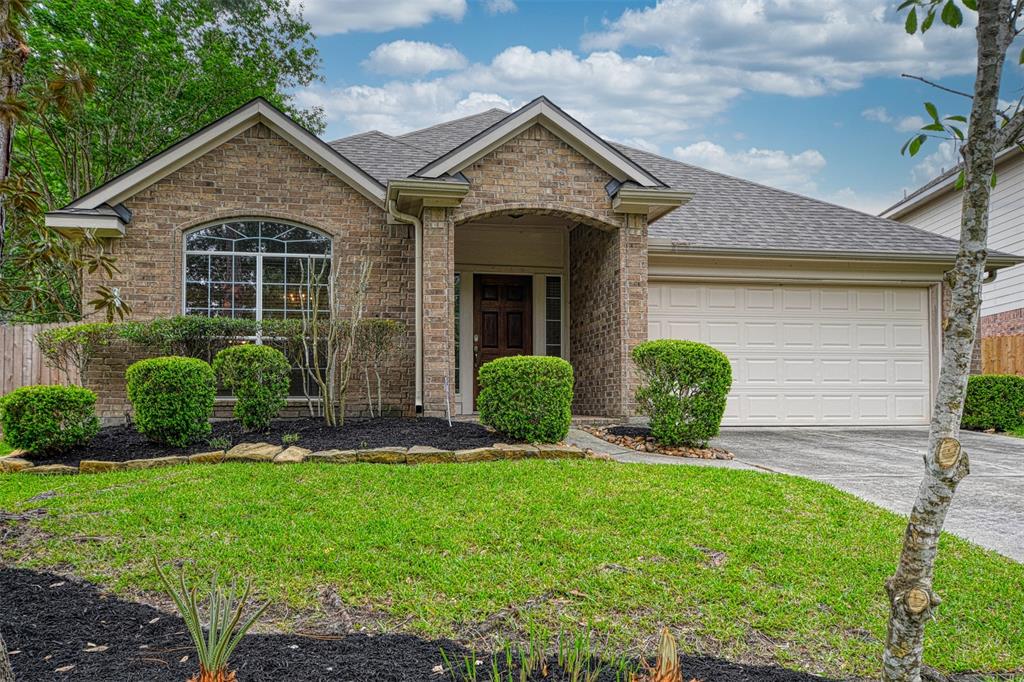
(995, 106, 1024, 149)
(901, 73, 974, 99)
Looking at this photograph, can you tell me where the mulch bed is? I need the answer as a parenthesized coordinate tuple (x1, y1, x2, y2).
(0, 567, 836, 682)
(16, 418, 511, 468)
(585, 425, 734, 460)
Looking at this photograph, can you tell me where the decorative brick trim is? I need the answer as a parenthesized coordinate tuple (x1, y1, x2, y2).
(453, 203, 619, 231)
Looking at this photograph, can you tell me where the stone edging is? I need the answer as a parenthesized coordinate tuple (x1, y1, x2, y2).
(580, 426, 734, 460)
(0, 442, 612, 476)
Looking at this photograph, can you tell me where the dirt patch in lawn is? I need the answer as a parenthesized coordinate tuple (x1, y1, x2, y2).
(17, 417, 512, 467)
(0, 567, 839, 682)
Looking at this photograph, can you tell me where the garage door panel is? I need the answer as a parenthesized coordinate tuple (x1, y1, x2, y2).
(648, 282, 933, 426)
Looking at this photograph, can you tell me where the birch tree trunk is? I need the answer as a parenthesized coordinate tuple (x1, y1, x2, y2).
(882, 3, 1010, 680)
(0, 629, 15, 682)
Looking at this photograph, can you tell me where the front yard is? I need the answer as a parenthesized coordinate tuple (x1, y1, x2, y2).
(1, 459, 1021, 679)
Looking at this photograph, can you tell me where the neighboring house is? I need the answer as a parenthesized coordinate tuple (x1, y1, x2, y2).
(45, 96, 1022, 426)
(882, 148, 1024, 339)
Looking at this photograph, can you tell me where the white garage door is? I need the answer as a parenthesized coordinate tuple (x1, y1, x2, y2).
(647, 282, 934, 426)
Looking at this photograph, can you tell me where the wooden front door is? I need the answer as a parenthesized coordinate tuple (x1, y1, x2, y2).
(473, 274, 533, 398)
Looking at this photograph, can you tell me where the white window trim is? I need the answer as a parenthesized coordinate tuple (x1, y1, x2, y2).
(181, 220, 332, 321)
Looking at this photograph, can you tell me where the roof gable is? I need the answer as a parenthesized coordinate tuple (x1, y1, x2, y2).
(65, 98, 386, 211)
(414, 97, 664, 188)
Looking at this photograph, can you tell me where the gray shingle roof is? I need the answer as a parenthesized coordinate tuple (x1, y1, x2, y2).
(615, 144, 973, 260)
(327, 107, 1021, 264)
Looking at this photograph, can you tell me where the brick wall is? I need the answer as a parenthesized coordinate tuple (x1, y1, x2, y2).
(981, 307, 1024, 337)
(84, 123, 416, 420)
(421, 206, 456, 418)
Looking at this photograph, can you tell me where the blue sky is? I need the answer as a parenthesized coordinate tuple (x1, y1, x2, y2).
(292, 0, 1023, 214)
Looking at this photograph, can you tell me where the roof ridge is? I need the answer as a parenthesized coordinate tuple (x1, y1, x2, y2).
(613, 141, 903, 225)
(330, 129, 394, 143)
(395, 107, 510, 140)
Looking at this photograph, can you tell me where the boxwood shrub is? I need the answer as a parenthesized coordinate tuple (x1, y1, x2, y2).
(632, 339, 732, 448)
(213, 344, 291, 431)
(126, 356, 216, 446)
(961, 374, 1024, 432)
(477, 356, 574, 443)
(0, 385, 100, 453)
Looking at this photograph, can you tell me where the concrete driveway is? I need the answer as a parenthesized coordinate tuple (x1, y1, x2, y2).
(714, 427, 1024, 561)
(569, 426, 1024, 561)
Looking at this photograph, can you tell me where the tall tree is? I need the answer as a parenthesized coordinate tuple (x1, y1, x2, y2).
(0, 0, 323, 321)
(886, 2, 1023, 680)
(0, 0, 30, 258)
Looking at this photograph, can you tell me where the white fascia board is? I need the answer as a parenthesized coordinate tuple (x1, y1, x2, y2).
(67, 100, 386, 211)
(45, 213, 125, 238)
(416, 99, 662, 187)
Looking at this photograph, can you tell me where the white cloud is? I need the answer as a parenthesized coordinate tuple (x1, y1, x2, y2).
(582, 0, 976, 97)
(303, 46, 746, 140)
(297, 0, 466, 36)
(861, 106, 926, 132)
(363, 41, 468, 76)
(862, 106, 892, 124)
(483, 0, 516, 14)
(672, 141, 827, 194)
(911, 140, 960, 185)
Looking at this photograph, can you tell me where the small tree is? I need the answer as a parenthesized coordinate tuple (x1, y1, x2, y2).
(36, 321, 117, 384)
(885, 2, 1024, 680)
(0, 628, 14, 682)
(357, 318, 402, 417)
(297, 257, 371, 427)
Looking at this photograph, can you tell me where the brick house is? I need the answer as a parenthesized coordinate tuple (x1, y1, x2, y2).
(882, 148, 1024, 340)
(47, 97, 1022, 426)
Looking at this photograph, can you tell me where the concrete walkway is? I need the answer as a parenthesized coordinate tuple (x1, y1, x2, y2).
(568, 426, 1024, 561)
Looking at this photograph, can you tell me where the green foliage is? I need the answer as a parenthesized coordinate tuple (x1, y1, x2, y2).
(477, 356, 574, 443)
(125, 356, 215, 446)
(0, 384, 99, 453)
(36, 322, 118, 379)
(632, 340, 732, 448)
(119, 316, 259, 362)
(961, 374, 1024, 432)
(213, 344, 290, 431)
(155, 560, 268, 680)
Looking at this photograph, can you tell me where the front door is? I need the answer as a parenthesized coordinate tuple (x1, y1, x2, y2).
(473, 274, 533, 399)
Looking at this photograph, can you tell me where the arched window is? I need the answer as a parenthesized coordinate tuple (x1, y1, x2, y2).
(183, 220, 332, 319)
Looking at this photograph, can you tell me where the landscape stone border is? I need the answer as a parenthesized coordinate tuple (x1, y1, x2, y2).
(0, 442, 611, 476)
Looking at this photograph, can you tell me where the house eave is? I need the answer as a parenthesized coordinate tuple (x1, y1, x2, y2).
(44, 210, 126, 238)
(612, 187, 692, 221)
(647, 240, 1024, 269)
(387, 178, 470, 214)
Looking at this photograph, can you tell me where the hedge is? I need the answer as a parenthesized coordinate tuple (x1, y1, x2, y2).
(0, 385, 100, 453)
(213, 344, 291, 431)
(477, 356, 574, 442)
(632, 339, 732, 448)
(961, 374, 1024, 432)
(126, 356, 216, 446)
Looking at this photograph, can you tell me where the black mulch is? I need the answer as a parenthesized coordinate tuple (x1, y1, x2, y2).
(19, 418, 509, 468)
(0, 567, 838, 682)
(606, 425, 652, 438)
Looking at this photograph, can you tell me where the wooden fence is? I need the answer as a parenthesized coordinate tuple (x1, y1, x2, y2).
(981, 335, 1024, 375)
(0, 323, 78, 395)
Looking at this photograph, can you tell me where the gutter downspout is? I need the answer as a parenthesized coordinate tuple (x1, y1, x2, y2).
(388, 199, 423, 411)
(983, 269, 998, 284)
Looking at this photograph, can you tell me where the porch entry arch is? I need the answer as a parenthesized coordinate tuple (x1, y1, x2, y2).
(453, 203, 621, 232)
(182, 218, 332, 320)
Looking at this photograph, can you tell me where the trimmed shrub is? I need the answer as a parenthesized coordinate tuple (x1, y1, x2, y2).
(961, 374, 1024, 432)
(477, 356, 574, 443)
(0, 385, 100, 453)
(119, 316, 259, 362)
(632, 340, 732, 448)
(126, 356, 216, 446)
(36, 322, 118, 380)
(213, 344, 291, 431)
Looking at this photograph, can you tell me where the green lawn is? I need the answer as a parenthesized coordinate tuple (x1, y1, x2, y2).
(0, 441, 13, 457)
(1, 461, 1021, 678)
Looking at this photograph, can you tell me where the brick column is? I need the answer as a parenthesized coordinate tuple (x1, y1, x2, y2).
(569, 214, 648, 418)
(618, 213, 649, 416)
(421, 206, 456, 417)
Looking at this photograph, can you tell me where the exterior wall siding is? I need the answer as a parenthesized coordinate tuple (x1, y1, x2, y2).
(897, 152, 1024, 320)
(83, 123, 416, 420)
